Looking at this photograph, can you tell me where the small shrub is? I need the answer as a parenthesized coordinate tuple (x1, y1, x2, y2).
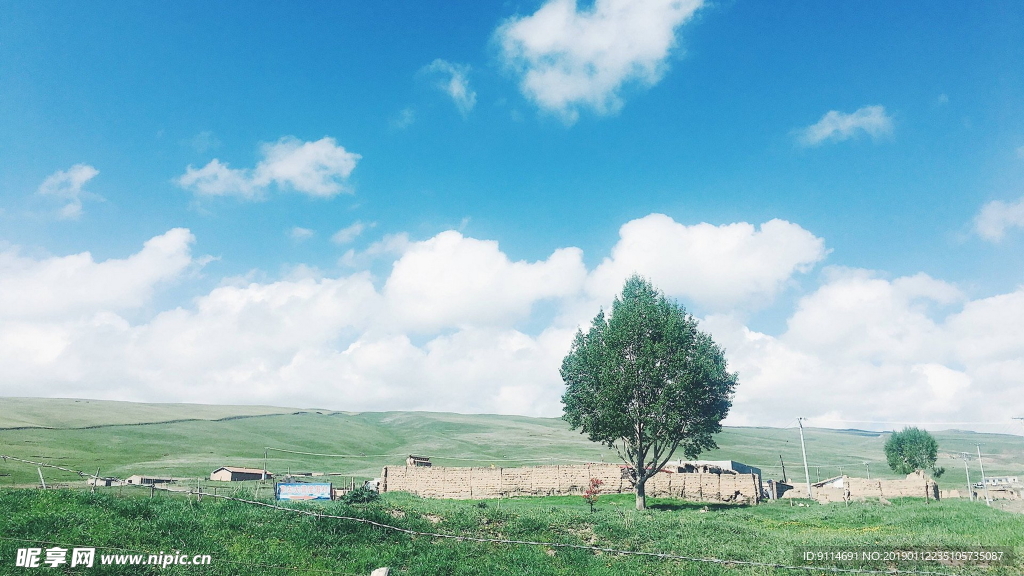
(582, 478, 603, 513)
(342, 487, 379, 504)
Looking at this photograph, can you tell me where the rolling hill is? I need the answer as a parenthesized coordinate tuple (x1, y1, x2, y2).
(0, 398, 1021, 491)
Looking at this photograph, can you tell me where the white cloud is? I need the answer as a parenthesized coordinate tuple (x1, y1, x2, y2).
(177, 136, 361, 200)
(289, 227, 315, 242)
(36, 164, 100, 219)
(586, 214, 827, 311)
(496, 0, 704, 123)
(0, 230, 581, 414)
(423, 60, 477, 116)
(176, 159, 261, 199)
(797, 105, 894, 146)
(339, 232, 410, 268)
(2, 215, 1021, 428)
(975, 196, 1024, 242)
(384, 231, 587, 332)
(0, 228, 194, 320)
(706, 269, 1023, 430)
(331, 221, 374, 245)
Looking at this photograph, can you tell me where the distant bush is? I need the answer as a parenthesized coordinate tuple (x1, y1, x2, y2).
(884, 427, 939, 476)
(342, 486, 379, 504)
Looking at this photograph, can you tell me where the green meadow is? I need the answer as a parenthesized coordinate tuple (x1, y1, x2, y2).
(1, 488, 1022, 575)
(1, 399, 1023, 574)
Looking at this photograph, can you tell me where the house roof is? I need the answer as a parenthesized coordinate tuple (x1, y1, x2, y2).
(214, 467, 267, 474)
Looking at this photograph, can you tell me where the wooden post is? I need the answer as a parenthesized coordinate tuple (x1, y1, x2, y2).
(37, 467, 46, 490)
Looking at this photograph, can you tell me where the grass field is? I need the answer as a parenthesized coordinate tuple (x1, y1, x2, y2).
(1, 488, 1021, 575)
(1, 398, 1021, 492)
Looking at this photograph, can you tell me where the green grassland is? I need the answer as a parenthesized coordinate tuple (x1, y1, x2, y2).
(0, 398, 1022, 493)
(1, 488, 1021, 575)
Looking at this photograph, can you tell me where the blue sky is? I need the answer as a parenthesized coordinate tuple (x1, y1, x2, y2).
(1, 1, 1023, 432)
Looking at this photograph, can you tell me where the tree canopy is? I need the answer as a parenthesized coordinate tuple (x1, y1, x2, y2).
(561, 275, 737, 510)
(883, 427, 941, 476)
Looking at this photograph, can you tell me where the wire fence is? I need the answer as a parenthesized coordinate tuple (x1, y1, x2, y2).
(0, 453, 980, 576)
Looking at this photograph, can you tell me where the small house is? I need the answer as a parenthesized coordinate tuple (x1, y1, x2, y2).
(407, 455, 431, 467)
(210, 467, 272, 482)
(982, 476, 1020, 486)
(670, 460, 762, 477)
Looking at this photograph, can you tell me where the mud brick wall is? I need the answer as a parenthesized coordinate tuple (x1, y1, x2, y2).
(381, 464, 760, 504)
(783, 474, 939, 502)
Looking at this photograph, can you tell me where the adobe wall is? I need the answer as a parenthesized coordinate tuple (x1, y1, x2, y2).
(782, 474, 939, 503)
(381, 464, 760, 504)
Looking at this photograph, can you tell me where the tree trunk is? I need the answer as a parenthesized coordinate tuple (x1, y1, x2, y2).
(635, 477, 647, 510)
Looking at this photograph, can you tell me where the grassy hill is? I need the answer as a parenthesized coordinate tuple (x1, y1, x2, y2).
(0, 397, 303, 429)
(0, 398, 1021, 492)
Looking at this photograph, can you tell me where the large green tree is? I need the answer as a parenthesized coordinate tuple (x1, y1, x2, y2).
(561, 275, 737, 510)
(884, 427, 941, 476)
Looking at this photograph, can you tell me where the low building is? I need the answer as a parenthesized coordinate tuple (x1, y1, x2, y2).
(669, 460, 762, 477)
(406, 455, 431, 467)
(87, 477, 118, 487)
(980, 476, 1020, 486)
(210, 467, 271, 482)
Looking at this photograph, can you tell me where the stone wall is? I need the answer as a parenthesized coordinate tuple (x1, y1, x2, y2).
(380, 464, 761, 504)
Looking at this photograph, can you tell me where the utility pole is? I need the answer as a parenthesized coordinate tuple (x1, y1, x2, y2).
(798, 418, 812, 499)
(959, 453, 973, 501)
(1014, 417, 1024, 453)
(779, 455, 788, 483)
(263, 449, 268, 481)
(976, 445, 991, 506)
(865, 462, 871, 480)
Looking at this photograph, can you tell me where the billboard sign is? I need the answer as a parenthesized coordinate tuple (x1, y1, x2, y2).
(276, 483, 333, 501)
